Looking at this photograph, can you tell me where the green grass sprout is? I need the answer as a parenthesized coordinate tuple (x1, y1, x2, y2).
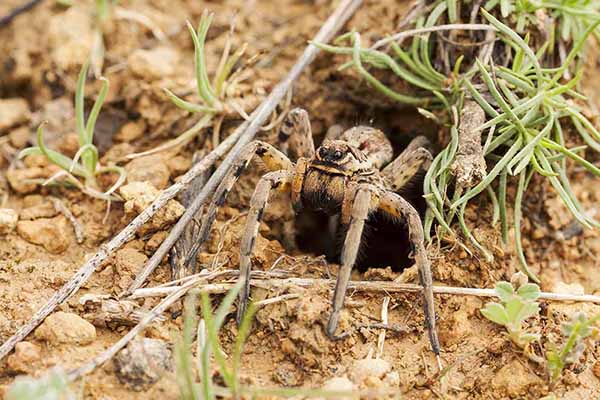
(129, 10, 249, 159)
(546, 312, 600, 382)
(317, 3, 600, 281)
(18, 63, 126, 201)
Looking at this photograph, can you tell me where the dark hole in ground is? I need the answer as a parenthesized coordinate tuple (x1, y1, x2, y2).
(293, 186, 426, 272)
(286, 102, 436, 272)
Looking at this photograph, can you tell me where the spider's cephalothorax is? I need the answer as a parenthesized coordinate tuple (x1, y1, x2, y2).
(185, 108, 440, 359)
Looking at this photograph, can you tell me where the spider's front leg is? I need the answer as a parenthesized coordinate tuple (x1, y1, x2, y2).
(382, 136, 433, 192)
(279, 107, 315, 160)
(379, 191, 441, 360)
(327, 185, 378, 339)
(184, 141, 293, 267)
(238, 170, 293, 322)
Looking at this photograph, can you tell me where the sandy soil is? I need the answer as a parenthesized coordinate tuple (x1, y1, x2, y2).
(1, 1, 600, 399)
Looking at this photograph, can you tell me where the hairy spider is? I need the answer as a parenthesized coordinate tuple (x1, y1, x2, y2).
(186, 108, 440, 357)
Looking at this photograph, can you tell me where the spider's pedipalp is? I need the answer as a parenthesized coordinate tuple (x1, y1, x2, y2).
(279, 107, 315, 160)
(184, 141, 293, 267)
(382, 135, 433, 192)
(379, 191, 440, 356)
(238, 170, 293, 322)
(327, 185, 378, 339)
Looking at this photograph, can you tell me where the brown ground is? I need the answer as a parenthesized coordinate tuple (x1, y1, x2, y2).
(1, 1, 600, 399)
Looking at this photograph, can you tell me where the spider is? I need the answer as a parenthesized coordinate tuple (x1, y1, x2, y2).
(185, 108, 440, 358)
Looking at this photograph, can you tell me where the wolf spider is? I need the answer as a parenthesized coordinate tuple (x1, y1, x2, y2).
(186, 108, 440, 357)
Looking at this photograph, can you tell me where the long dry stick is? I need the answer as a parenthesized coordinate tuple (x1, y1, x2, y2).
(124, 0, 363, 297)
(127, 274, 600, 304)
(0, 133, 241, 361)
(53, 0, 363, 378)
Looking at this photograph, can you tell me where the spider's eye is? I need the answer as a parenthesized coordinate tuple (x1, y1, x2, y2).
(333, 150, 343, 159)
(318, 147, 328, 158)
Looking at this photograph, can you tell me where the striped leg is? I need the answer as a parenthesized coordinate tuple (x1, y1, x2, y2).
(184, 141, 293, 266)
(279, 108, 315, 160)
(237, 170, 293, 322)
(326, 186, 377, 339)
(382, 136, 433, 192)
(379, 191, 441, 360)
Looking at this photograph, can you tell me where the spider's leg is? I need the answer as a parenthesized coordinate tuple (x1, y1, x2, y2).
(379, 191, 441, 360)
(382, 136, 433, 192)
(184, 141, 293, 267)
(238, 170, 293, 322)
(279, 108, 315, 159)
(327, 185, 377, 339)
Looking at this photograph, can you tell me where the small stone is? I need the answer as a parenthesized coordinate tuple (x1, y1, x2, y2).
(112, 248, 148, 292)
(349, 357, 392, 385)
(115, 120, 146, 142)
(146, 231, 168, 253)
(58, 133, 80, 157)
(166, 155, 192, 177)
(128, 46, 179, 80)
(17, 216, 70, 254)
(35, 311, 96, 345)
(6, 341, 41, 373)
(593, 361, 600, 379)
(491, 359, 541, 397)
(113, 337, 172, 391)
(0, 208, 18, 235)
(125, 155, 170, 189)
(0, 98, 30, 132)
(120, 181, 184, 235)
(9, 126, 31, 148)
(20, 201, 58, 220)
(6, 167, 46, 193)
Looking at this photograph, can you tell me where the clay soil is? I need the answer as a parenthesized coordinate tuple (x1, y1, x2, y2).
(1, 1, 600, 399)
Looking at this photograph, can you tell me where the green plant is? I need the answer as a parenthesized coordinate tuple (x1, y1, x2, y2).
(130, 10, 248, 158)
(316, 3, 600, 282)
(6, 369, 77, 400)
(18, 63, 126, 201)
(546, 312, 600, 381)
(481, 279, 542, 360)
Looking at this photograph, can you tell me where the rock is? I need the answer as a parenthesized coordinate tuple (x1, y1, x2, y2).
(6, 167, 46, 193)
(0, 208, 18, 235)
(20, 201, 58, 220)
(145, 231, 168, 253)
(6, 341, 41, 373)
(48, 7, 93, 70)
(491, 359, 542, 398)
(113, 338, 172, 391)
(115, 120, 146, 142)
(0, 98, 30, 132)
(128, 46, 179, 80)
(9, 126, 31, 148)
(120, 181, 184, 235)
(112, 248, 148, 292)
(125, 155, 170, 189)
(35, 312, 96, 345)
(166, 155, 192, 177)
(17, 216, 70, 254)
(319, 376, 355, 400)
(349, 357, 393, 386)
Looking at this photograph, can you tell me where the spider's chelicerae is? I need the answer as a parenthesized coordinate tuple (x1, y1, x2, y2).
(186, 108, 440, 358)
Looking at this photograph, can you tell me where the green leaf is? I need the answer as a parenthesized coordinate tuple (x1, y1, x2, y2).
(494, 281, 514, 302)
(481, 302, 510, 326)
(505, 297, 525, 322)
(517, 283, 541, 301)
(515, 301, 540, 324)
(519, 332, 540, 343)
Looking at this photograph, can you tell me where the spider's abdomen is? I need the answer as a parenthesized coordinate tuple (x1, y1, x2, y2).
(302, 169, 347, 214)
